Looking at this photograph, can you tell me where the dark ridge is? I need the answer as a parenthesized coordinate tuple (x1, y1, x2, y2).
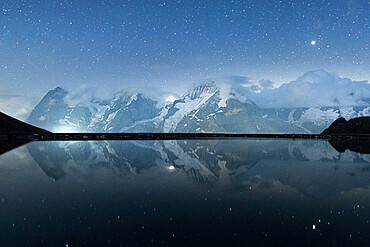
(322, 117, 370, 135)
(0, 111, 51, 135)
(329, 140, 370, 154)
(0, 140, 30, 155)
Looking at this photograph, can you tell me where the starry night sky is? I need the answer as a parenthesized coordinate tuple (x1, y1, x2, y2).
(0, 0, 369, 118)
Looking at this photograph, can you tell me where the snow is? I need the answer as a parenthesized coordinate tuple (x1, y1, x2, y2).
(163, 85, 218, 132)
(289, 141, 340, 161)
(217, 82, 248, 108)
(106, 110, 119, 122)
(287, 107, 340, 132)
(339, 107, 357, 120)
(119, 106, 169, 132)
(87, 102, 110, 130)
(206, 112, 217, 120)
(300, 108, 340, 125)
(359, 107, 370, 117)
(218, 84, 230, 108)
(163, 140, 216, 182)
(58, 118, 78, 127)
(287, 109, 296, 123)
(189, 109, 200, 119)
(125, 93, 138, 107)
(30, 82, 370, 134)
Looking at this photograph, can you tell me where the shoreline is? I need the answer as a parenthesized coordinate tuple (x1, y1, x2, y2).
(2, 133, 370, 141)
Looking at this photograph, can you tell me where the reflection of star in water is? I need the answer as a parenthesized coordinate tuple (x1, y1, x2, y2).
(311, 40, 316, 45)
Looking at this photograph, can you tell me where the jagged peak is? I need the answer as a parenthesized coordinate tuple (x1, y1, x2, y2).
(54, 86, 64, 91)
(185, 82, 219, 100)
(45, 87, 68, 98)
(112, 89, 140, 101)
(112, 91, 154, 103)
(50, 87, 67, 93)
(36, 87, 68, 104)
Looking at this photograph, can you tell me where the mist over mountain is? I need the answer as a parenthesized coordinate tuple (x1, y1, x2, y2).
(244, 70, 370, 108)
(28, 83, 301, 133)
(0, 94, 38, 121)
(27, 70, 370, 134)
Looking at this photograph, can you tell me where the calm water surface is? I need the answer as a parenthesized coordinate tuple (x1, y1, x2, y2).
(0, 139, 369, 246)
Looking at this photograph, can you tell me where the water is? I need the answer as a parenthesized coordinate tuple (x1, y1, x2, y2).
(0, 139, 369, 246)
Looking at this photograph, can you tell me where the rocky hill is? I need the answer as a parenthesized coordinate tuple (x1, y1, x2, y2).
(322, 117, 370, 135)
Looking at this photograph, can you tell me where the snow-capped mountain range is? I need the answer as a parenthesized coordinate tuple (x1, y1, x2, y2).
(27, 80, 370, 134)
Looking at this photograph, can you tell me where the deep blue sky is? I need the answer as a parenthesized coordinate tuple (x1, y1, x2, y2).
(0, 0, 368, 118)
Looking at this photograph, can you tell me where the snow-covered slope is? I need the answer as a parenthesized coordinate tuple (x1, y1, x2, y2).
(265, 106, 370, 133)
(162, 83, 219, 132)
(100, 93, 160, 132)
(27, 88, 161, 132)
(28, 87, 71, 132)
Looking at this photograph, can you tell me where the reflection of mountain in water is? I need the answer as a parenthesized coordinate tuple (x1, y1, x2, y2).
(27, 140, 370, 198)
(0, 140, 29, 156)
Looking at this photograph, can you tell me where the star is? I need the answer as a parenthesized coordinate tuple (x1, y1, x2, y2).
(311, 41, 316, 45)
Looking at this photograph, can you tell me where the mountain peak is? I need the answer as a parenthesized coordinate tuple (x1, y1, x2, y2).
(45, 87, 68, 99)
(185, 83, 218, 100)
(51, 87, 67, 93)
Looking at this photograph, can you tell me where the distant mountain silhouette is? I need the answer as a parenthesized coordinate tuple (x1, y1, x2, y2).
(322, 117, 370, 135)
(0, 111, 50, 135)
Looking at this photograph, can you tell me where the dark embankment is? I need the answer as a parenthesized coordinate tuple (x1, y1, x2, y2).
(0, 111, 50, 135)
(322, 117, 370, 154)
(322, 117, 370, 135)
(329, 140, 370, 154)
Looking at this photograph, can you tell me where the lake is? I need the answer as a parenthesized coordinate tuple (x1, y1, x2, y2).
(0, 139, 369, 246)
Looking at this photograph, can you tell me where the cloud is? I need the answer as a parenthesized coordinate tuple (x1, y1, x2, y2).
(0, 94, 38, 121)
(210, 75, 279, 94)
(8, 69, 366, 121)
(60, 84, 180, 109)
(245, 70, 370, 108)
(227, 76, 252, 86)
(258, 79, 274, 89)
(142, 90, 181, 107)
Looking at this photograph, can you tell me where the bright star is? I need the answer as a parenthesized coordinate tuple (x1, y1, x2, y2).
(311, 40, 316, 45)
